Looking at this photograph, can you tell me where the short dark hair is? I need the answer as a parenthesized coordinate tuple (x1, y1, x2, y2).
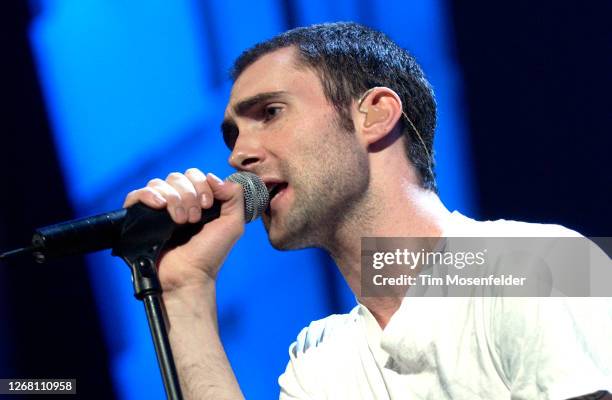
(231, 22, 437, 192)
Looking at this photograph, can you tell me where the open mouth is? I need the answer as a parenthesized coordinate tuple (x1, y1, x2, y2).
(268, 182, 288, 201)
(265, 181, 288, 215)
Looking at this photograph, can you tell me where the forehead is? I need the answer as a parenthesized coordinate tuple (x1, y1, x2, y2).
(225, 47, 322, 114)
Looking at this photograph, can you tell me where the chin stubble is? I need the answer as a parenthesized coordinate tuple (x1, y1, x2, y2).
(270, 137, 371, 251)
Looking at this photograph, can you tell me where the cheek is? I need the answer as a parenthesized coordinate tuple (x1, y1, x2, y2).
(276, 110, 359, 170)
(269, 125, 313, 162)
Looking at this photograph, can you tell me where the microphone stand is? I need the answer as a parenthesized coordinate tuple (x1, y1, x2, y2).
(0, 173, 263, 399)
(1, 201, 223, 399)
(112, 202, 220, 399)
(111, 204, 190, 400)
(116, 254, 182, 400)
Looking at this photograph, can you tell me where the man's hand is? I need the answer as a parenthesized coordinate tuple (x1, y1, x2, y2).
(123, 168, 245, 399)
(123, 168, 245, 291)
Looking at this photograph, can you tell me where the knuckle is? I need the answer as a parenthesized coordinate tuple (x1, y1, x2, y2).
(185, 167, 204, 177)
(166, 172, 183, 181)
(142, 187, 159, 197)
(147, 178, 164, 187)
(185, 170, 208, 190)
(133, 188, 150, 198)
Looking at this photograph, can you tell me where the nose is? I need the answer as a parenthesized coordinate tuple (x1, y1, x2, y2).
(228, 134, 266, 171)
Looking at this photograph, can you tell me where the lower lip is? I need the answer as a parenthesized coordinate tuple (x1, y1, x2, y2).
(270, 186, 288, 210)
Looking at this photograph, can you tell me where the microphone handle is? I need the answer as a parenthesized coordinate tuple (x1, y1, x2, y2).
(31, 202, 221, 263)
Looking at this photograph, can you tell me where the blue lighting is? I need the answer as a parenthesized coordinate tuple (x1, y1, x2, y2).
(29, 0, 472, 398)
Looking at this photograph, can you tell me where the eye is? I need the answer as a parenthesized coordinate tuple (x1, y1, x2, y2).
(263, 104, 283, 121)
(223, 130, 237, 150)
(222, 121, 238, 150)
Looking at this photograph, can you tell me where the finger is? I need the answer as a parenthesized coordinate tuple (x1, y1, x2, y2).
(165, 172, 200, 223)
(148, 178, 187, 223)
(207, 173, 244, 219)
(184, 168, 213, 209)
(123, 187, 167, 208)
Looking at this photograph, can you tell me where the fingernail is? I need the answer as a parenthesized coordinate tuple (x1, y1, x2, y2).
(200, 193, 208, 207)
(189, 206, 200, 222)
(175, 206, 186, 222)
(208, 173, 224, 184)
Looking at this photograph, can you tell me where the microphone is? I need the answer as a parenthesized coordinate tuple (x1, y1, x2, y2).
(0, 171, 269, 263)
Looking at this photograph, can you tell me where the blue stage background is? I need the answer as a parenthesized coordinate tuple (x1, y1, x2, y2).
(27, 1, 471, 399)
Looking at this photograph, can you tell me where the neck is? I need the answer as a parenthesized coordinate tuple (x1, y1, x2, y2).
(325, 174, 450, 329)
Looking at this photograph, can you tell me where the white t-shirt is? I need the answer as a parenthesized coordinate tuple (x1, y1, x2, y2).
(278, 212, 612, 399)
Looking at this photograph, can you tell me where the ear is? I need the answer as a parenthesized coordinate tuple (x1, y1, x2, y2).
(355, 87, 403, 147)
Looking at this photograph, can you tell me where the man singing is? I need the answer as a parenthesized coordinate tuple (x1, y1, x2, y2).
(123, 22, 612, 399)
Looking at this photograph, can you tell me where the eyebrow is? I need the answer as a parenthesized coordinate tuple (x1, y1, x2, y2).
(220, 91, 288, 148)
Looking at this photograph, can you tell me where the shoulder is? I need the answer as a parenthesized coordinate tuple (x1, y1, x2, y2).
(448, 210, 583, 237)
(290, 306, 362, 357)
(482, 218, 581, 238)
(279, 307, 371, 398)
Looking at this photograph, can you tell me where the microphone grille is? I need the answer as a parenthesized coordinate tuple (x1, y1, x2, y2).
(226, 172, 269, 223)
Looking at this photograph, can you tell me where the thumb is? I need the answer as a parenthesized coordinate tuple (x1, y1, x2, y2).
(207, 173, 244, 217)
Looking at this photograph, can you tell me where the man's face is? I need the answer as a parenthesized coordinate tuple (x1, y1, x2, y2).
(223, 47, 370, 250)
